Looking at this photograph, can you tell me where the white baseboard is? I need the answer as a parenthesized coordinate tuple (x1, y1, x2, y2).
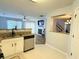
(46, 44, 67, 55)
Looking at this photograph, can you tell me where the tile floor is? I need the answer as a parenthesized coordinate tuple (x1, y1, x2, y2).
(19, 45, 67, 59)
(36, 35, 45, 44)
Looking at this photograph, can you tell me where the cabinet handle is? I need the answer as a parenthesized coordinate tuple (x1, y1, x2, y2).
(72, 34, 74, 38)
(0, 45, 2, 47)
(12, 44, 13, 47)
(15, 43, 16, 46)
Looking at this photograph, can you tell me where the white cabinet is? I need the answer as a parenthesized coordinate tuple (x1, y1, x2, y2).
(14, 38, 24, 53)
(1, 37, 24, 57)
(1, 39, 14, 57)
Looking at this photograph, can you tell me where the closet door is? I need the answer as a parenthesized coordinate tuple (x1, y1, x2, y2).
(71, 8, 79, 59)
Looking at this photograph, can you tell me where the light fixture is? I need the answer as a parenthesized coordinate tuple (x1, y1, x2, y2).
(66, 20, 71, 24)
(31, 0, 38, 3)
(31, 0, 47, 3)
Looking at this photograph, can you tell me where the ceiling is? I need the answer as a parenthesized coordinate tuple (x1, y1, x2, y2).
(0, 0, 74, 17)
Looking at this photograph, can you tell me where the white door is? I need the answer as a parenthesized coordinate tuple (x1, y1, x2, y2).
(1, 39, 14, 57)
(71, 8, 79, 59)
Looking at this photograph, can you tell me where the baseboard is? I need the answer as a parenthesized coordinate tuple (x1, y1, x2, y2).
(46, 44, 67, 55)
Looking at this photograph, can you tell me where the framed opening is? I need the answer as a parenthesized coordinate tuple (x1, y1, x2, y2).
(51, 14, 71, 34)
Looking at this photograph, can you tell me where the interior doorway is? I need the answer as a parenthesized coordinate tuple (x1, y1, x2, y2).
(52, 14, 71, 34)
(36, 20, 46, 44)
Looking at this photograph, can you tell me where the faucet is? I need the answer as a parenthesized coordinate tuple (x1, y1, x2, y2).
(12, 28, 15, 37)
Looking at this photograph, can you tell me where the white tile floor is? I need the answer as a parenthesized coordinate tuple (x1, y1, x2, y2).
(19, 45, 67, 59)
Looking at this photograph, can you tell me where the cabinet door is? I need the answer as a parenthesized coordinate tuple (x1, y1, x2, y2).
(1, 39, 14, 57)
(14, 37, 24, 53)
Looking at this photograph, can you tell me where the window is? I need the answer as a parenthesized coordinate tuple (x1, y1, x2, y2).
(0, 19, 7, 29)
(7, 20, 22, 29)
(24, 22, 36, 34)
(16, 21, 22, 29)
(7, 20, 16, 29)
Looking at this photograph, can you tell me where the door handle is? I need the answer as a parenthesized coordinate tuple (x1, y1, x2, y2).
(71, 34, 74, 38)
(70, 53, 72, 56)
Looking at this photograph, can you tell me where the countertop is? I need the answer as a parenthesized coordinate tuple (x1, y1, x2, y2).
(0, 34, 34, 42)
(0, 29, 32, 41)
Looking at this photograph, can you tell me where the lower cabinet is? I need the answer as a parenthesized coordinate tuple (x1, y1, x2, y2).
(1, 39, 14, 57)
(15, 37, 24, 53)
(1, 37, 24, 57)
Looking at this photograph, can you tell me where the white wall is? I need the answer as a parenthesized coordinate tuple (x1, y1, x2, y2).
(73, 0, 79, 9)
(46, 0, 79, 57)
(46, 5, 73, 53)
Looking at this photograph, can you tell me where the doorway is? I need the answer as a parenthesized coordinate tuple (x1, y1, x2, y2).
(36, 20, 46, 44)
